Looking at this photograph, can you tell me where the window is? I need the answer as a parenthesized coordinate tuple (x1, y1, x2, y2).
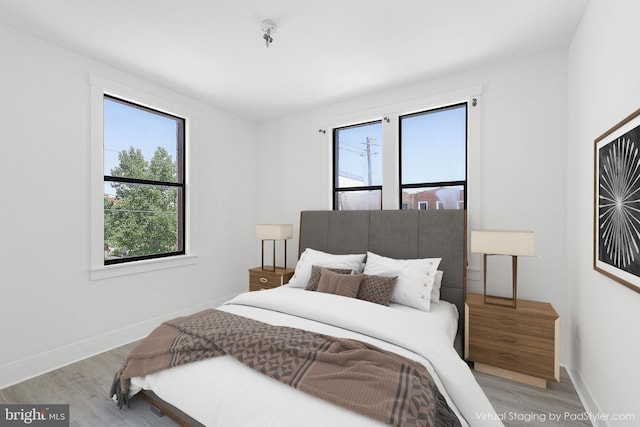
(400, 103, 467, 210)
(333, 120, 383, 210)
(327, 89, 478, 213)
(103, 95, 185, 265)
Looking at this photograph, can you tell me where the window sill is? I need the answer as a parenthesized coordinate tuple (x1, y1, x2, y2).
(90, 254, 198, 280)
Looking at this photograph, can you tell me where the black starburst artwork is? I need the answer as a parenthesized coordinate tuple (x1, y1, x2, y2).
(598, 135, 640, 271)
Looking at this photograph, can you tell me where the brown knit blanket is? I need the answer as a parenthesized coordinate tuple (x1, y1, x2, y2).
(111, 309, 461, 427)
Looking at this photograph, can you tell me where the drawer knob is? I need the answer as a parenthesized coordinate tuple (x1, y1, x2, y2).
(499, 317, 516, 325)
(500, 336, 517, 344)
(259, 277, 268, 283)
(500, 353, 517, 360)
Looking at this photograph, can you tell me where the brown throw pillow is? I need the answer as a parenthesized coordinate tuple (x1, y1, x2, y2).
(316, 268, 363, 298)
(305, 265, 353, 291)
(357, 274, 398, 306)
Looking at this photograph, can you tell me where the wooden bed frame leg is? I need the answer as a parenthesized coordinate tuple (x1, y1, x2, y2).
(138, 390, 204, 427)
(149, 404, 166, 418)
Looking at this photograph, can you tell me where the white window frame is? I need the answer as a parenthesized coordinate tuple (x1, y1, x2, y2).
(418, 201, 429, 210)
(90, 75, 198, 280)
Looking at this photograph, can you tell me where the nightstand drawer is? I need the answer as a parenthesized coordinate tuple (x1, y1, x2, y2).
(469, 323, 554, 354)
(469, 306, 555, 338)
(248, 267, 294, 291)
(249, 270, 281, 288)
(468, 340, 556, 379)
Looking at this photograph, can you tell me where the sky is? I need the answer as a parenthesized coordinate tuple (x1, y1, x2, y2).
(103, 97, 179, 197)
(400, 105, 466, 184)
(335, 121, 383, 186)
(335, 104, 466, 188)
(104, 98, 465, 198)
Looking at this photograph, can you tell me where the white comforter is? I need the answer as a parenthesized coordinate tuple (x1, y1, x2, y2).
(131, 287, 502, 426)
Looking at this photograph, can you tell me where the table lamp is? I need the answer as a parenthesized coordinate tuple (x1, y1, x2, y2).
(471, 229, 535, 307)
(256, 224, 293, 272)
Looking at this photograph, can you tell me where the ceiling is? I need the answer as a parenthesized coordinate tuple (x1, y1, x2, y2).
(0, 0, 589, 122)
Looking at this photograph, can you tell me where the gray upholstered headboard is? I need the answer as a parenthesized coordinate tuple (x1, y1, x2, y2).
(298, 209, 467, 348)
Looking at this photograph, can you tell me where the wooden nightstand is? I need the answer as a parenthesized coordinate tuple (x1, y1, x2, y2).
(248, 266, 294, 291)
(465, 293, 559, 388)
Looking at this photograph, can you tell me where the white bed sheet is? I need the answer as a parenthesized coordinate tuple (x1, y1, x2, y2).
(130, 287, 502, 427)
(388, 299, 459, 344)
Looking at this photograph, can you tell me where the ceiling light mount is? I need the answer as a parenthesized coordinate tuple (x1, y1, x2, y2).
(261, 19, 276, 48)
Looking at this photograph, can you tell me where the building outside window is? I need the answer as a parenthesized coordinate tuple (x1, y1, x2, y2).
(103, 95, 186, 265)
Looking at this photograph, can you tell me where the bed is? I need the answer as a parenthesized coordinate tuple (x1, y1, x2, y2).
(112, 209, 503, 426)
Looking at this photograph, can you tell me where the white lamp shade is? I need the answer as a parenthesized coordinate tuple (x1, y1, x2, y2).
(471, 230, 534, 256)
(256, 224, 293, 240)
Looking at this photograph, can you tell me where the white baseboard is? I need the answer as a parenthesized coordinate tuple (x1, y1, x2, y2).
(0, 294, 238, 390)
(564, 364, 609, 427)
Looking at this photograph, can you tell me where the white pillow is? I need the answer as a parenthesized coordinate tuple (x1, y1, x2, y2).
(287, 248, 366, 288)
(431, 270, 444, 303)
(363, 251, 441, 312)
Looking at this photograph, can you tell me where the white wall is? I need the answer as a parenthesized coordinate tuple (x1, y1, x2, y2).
(567, 0, 640, 424)
(0, 23, 258, 388)
(257, 50, 570, 362)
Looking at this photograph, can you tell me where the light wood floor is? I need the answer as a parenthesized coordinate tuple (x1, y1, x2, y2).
(472, 367, 591, 427)
(0, 342, 173, 427)
(0, 342, 590, 426)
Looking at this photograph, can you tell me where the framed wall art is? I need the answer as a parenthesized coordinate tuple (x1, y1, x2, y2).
(594, 107, 640, 294)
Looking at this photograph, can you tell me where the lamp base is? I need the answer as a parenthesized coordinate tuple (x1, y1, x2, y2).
(482, 254, 518, 308)
(261, 264, 287, 272)
(261, 239, 288, 272)
(483, 294, 517, 308)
